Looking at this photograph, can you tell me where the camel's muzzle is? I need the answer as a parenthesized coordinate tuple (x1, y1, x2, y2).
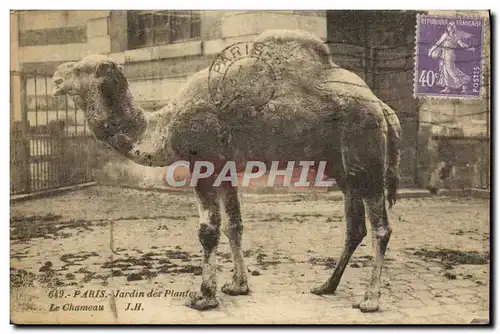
(52, 78, 65, 96)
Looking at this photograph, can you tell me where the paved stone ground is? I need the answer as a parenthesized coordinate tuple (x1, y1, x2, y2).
(10, 186, 490, 324)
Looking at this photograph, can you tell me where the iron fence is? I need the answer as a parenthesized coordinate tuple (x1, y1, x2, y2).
(10, 71, 96, 195)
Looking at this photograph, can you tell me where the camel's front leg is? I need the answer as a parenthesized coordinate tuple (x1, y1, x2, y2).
(186, 179, 221, 310)
(220, 185, 249, 295)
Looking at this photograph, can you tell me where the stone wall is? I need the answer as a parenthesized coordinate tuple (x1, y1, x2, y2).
(418, 98, 490, 190)
(13, 10, 327, 117)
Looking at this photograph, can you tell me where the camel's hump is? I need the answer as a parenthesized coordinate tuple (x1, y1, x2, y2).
(255, 29, 329, 57)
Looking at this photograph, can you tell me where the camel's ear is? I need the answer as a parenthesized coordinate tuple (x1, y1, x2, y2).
(95, 62, 114, 77)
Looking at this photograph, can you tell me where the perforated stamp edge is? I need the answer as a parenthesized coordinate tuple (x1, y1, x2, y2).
(413, 13, 487, 100)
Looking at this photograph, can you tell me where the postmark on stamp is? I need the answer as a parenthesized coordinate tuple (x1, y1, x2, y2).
(414, 14, 485, 99)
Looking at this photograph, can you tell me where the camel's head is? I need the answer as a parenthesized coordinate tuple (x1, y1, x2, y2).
(69, 54, 126, 101)
(66, 55, 148, 157)
(51, 57, 125, 98)
(52, 62, 78, 96)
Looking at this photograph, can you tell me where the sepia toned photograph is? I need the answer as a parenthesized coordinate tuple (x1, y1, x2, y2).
(9, 9, 491, 325)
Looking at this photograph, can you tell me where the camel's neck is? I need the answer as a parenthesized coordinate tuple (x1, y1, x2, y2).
(86, 86, 144, 137)
(85, 86, 173, 167)
(72, 95, 88, 113)
(125, 104, 175, 167)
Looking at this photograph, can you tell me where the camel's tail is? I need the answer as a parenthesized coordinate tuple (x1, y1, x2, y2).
(381, 103, 402, 208)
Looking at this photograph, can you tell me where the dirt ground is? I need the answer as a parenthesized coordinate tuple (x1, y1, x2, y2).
(10, 186, 490, 324)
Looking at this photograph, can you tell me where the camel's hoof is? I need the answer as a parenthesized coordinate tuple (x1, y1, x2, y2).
(310, 284, 336, 296)
(221, 282, 250, 296)
(185, 293, 219, 311)
(352, 298, 379, 313)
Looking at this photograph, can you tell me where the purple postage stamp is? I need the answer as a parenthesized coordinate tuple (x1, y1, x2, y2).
(414, 15, 485, 99)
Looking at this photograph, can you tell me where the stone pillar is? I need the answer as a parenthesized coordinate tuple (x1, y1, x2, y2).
(10, 11, 22, 122)
(220, 11, 327, 40)
(86, 11, 111, 54)
(109, 11, 128, 53)
(200, 11, 224, 41)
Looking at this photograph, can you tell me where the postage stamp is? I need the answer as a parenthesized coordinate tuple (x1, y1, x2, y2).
(414, 15, 485, 99)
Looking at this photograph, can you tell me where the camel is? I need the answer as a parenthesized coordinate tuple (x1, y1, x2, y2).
(52, 29, 402, 313)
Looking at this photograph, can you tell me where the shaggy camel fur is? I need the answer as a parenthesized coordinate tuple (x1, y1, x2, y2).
(53, 29, 402, 313)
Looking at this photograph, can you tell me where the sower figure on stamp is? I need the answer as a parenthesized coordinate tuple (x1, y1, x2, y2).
(428, 21, 476, 94)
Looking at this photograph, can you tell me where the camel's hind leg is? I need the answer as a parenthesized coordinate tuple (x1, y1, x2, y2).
(220, 185, 250, 295)
(186, 179, 221, 310)
(338, 108, 391, 312)
(349, 145, 391, 312)
(353, 191, 392, 312)
(311, 181, 366, 295)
